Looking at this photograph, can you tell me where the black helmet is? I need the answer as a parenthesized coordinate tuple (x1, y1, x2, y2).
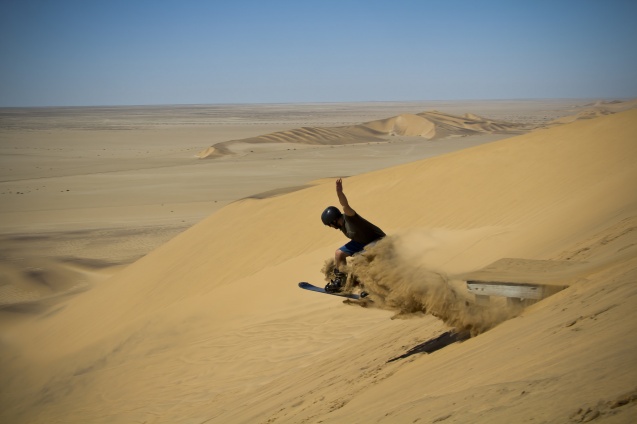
(321, 206, 342, 226)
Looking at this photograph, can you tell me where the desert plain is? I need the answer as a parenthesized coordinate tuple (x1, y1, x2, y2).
(1, 99, 636, 423)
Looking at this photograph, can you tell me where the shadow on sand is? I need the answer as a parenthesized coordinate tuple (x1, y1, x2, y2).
(388, 331, 471, 363)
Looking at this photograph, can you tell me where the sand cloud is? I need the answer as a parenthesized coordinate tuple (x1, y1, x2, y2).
(322, 229, 520, 335)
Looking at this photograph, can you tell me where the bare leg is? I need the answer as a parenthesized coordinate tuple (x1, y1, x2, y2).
(335, 248, 350, 271)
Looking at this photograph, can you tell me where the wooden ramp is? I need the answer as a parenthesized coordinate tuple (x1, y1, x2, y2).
(458, 258, 587, 305)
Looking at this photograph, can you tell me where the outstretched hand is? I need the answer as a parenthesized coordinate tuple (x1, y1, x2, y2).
(335, 178, 354, 216)
(336, 178, 344, 194)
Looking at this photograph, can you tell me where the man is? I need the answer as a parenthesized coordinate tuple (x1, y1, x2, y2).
(321, 178, 386, 293)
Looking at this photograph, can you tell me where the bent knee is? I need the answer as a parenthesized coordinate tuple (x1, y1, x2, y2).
(335, 249, 350, 261)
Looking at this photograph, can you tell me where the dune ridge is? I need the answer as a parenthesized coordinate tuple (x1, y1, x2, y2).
(1, 110, 636, 423)
(549, 98, 637, 125)
(197, 110, 528, 158)
(196, 99, 637, 159)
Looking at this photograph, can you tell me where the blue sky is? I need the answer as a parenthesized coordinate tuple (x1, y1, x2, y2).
(1, 0, 636, 107)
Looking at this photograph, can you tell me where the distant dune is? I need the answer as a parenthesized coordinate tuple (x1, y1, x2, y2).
(197, 110, 528, 158)
(549, 98, 637, 125)
(197, 99, 637, 159)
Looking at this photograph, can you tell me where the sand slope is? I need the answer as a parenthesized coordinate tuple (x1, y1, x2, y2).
(1, 110, 637, 423)
(197, 110, 527, 158)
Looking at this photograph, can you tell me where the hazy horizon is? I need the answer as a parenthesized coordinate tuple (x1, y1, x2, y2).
(1, 0, 636, 108)
(1, 97, 629, 110)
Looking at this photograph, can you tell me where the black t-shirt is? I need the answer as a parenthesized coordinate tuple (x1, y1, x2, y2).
(340, 213, 385, 245)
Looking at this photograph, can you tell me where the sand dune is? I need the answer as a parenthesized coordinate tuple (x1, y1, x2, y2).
(197, 100, 637, 160)
(0, 259, 89, 309)
(1, 109, 637, 423)
(197, 110, 528, 158)
(549, 98, 637, 125)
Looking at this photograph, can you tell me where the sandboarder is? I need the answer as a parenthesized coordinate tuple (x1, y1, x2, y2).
(321, 178, 385, 293)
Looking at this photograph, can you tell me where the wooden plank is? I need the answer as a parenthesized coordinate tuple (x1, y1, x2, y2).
(466, 281, 545, 300)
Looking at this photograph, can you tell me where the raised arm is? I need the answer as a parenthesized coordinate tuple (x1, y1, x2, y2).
(336, 178, 355, 216)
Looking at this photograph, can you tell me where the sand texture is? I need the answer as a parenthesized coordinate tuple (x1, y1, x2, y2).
(1, 100, 637, 423)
